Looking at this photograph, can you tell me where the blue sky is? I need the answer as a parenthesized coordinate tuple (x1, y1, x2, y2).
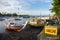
(0, 0, 53, 15)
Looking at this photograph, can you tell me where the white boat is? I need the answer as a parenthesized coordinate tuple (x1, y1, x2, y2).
(5, 18, 28, 32)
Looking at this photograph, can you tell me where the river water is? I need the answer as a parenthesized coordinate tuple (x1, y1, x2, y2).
(0, 21, 6, 33)
(0, 17, 43, 40)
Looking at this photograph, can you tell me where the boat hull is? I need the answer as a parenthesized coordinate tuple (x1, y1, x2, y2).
(6, 26, 24, 32)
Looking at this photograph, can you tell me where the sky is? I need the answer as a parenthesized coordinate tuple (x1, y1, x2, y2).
(0, 0, 53, 15)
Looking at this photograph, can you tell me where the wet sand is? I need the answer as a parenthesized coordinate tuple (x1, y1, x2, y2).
(0, 27, 43, 40)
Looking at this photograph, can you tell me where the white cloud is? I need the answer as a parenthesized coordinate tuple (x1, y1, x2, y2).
(0, 0, 22, 12)
(0, 0, 53, 15)
(0, 0, 31, 13)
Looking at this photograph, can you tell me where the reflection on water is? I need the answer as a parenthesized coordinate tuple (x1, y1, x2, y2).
(0, 21, 6, 33)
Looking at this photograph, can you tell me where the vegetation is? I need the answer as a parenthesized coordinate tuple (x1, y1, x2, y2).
(56, 37, 60, 40)
(0, 12, 30, 17)
(51, 0, 60, 19)
(0, 13, 3, 16)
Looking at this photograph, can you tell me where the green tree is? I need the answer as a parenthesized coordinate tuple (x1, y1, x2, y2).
(12, 13, 17, 16)
(51, 0, 60, 19)
(0, 12, 3, 16)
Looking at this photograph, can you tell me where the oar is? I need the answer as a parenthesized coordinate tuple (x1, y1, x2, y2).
(22, 20, 28, 29)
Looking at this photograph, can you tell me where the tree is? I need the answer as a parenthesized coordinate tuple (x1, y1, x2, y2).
(51, 0, 60, 19)
(0, 12, 3, 16)
(12, 13, 17, 16)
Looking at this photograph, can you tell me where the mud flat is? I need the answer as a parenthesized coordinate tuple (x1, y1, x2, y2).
(0, 27, 43, 40)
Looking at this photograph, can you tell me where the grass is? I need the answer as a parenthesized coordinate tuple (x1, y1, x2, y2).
(37, 29, 59, 40)
(56, 37, 60, 40)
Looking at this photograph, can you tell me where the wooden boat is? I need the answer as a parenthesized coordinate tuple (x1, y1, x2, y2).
(5, 19, 28, 32)
(27, 18, 45, 27)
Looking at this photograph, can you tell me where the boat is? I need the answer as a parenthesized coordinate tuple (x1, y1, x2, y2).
(46, 19, 55, 25)
(27, 18, 45, 27)
(5, 19, 28, 32)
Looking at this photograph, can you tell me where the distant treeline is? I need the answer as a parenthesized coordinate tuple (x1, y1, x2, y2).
(0, 13, 30, 18)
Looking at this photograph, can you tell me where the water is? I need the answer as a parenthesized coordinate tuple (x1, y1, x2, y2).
(0, 17, 43, 33)
(0, 17, 43, 40)
(0, 21, 6, 33)
(0, 16, 47, 33)
(0, 17, 27, 33)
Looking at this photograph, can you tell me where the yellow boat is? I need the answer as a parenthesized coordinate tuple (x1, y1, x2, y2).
(27, 18, 46, 27)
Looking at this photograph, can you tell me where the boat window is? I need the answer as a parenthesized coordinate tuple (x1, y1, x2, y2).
(10, 23, 15, 24)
